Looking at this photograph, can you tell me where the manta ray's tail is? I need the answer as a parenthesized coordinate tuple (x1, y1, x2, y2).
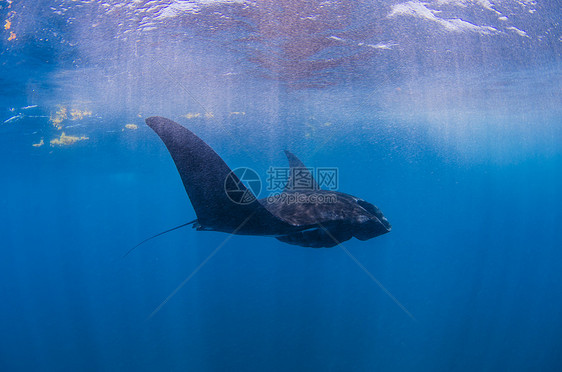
(145, 117, 292, 236)
(125, 219, 198, 257)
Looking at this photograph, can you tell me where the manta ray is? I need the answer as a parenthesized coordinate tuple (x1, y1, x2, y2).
(133, 116, 391, 251)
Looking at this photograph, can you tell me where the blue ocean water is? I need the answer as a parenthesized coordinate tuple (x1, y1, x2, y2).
(1, 1, 561, 371)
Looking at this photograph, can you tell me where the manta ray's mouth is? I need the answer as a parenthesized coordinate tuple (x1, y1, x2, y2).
(357, 199, 392, 231)
(353, 218, 391, 241)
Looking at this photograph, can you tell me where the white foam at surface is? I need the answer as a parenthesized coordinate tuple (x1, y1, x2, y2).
(506, 26, 529, 37)
(435, 0, 500, 15)
(388, 1, 498, 35)
(366, 43, 396, 50)
(389, 0, 538, 37)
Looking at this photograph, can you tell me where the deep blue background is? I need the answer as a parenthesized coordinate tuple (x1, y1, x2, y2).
(1, 114, 561, 371)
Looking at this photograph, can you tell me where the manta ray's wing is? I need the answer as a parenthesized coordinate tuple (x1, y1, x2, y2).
(146, 117, 293, 235)
(283, 150, 319, 191)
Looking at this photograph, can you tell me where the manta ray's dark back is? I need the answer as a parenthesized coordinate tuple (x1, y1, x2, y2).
(146, 116, 292, 235)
